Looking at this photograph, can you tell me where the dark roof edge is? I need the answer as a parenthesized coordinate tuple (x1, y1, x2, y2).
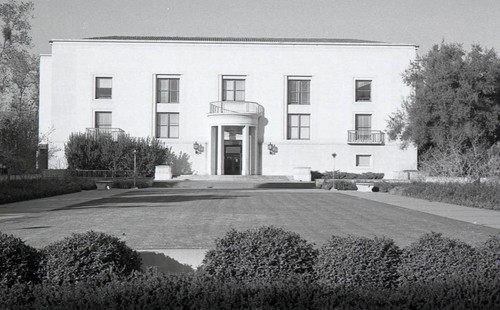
(49, 36, 418, 47)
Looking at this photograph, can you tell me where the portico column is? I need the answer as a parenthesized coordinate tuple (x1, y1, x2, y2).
(217, 125, 224, 175)
(242, 125, 249, 175)
(253, 126, 258, 175)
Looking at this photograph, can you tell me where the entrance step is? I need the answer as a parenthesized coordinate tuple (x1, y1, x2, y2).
(152, 175, 315, 189)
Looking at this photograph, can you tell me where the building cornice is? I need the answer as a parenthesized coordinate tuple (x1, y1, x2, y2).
(49, 36, 418, 48)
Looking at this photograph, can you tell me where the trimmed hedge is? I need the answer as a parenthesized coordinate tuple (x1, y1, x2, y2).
(1, 272, 499, 309)
(200, 226, 318, 282)
(111, 178, 152, 189)
(41, 231, 142, 285)
(321, 180, 358, 191)
(315, 235, 401, 288)
(398, 232, 479, 284)
(0, 232, 41, 286)
(322, 171, 385, 180)
(395, 182, 500, 210)
(0, 178, 83, 204)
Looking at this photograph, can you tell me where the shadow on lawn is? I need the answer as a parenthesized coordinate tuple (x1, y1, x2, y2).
(52, 193, 247, 211)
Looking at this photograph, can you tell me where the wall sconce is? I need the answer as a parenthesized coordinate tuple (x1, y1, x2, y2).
(267, 143, 278, 155)
(193, 142, 204, 154)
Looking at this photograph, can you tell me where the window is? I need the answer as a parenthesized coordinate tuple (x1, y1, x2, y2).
(222, 79, 245, 101)
(95, 77, 112, 99)
(288, 80, 310, 105)
(355, 114, 372, 141)
(95, 112, 112, 128)
(355, 114, 372, 132)
(156, 113, 179, 138)
(355, 80, 371, 102)
(356, 155, 372, 167)
(287, 114, 310, 140)
(157, 78, 179, 103)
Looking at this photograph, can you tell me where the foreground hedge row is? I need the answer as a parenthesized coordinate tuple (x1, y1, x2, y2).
(1, 228, 499, 308)
(2, 273, 499, 309)
(374, 181, 500, 210)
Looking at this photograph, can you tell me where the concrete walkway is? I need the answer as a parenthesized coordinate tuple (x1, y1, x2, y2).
(338, 191, 500, 230)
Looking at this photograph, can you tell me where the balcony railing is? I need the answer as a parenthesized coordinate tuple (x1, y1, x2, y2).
(209, 101, 264, 116)
(347, 130, 385, 145)
(86, 128, 125, 141)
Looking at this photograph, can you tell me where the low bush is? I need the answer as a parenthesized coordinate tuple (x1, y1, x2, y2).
(41, 231, 142, 285)
(322, 171, 384, 180)
(398, 232, 478, 284)
(1, 272, 499, 309)
(0, 232, 41, 285)
(476, 235, 500, 280)
(394, 182, 500, 210)
(315, 235, 401, 288)
(0, 178, 83, 204)
(321, 180, 357, 190)
(200, 226, 318, 282)
(111, 178, 152, 189)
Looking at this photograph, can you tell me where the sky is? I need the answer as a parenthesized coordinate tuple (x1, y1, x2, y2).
(7, 0, 500, 56)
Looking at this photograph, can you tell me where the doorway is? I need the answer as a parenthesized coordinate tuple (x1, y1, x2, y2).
(224, 145, 242, 175)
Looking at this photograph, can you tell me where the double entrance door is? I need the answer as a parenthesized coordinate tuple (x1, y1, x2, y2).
(224, 145, 241, 175)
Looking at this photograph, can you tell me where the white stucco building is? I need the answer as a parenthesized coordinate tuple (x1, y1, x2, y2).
(39, 36, 418, 179)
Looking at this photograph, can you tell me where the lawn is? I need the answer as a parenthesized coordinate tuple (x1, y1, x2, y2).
(1, 188, 497, 249)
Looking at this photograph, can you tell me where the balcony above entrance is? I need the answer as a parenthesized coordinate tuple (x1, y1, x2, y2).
(209, 101, 264, 117)
(347, 130, 385, 145)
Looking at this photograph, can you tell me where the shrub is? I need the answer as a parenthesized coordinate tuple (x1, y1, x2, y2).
(398, 232, 478, 284)
(0, 232, 41, 285)
(41, 231, 142, 284)
(200, 226, 318, 282)
(334, 180, 357, 190)
(323, 171, 384, 180)
(111, 178, 152, 189)
(315, 235, 401, 288)
(65, 133, 172, 177)
(0, 178, 82, 204)
(476, 235, 500, 280)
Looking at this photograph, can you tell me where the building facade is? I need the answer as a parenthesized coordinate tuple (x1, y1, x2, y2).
(39, 36, 418, 179)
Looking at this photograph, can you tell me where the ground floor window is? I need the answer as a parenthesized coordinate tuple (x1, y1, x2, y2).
(156, 112, 179, 138)
(95, 111, 112, 128)
(356, 154, 372, 167)
(287, 114, 310, 140)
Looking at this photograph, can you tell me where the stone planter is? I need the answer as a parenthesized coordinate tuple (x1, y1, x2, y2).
(154, 165, 172, 181)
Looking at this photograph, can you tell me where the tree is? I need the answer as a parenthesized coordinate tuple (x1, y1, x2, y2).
(0, 0, 38, 176)
(388, 42, 500, 179)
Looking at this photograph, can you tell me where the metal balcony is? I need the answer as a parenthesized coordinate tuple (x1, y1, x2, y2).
(86, 128, 125, 141)
(347, 130, 385, 145)
(209, 101, 264, 116)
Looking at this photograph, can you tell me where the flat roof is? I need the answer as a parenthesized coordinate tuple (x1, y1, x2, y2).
(50, 36, 418, 48)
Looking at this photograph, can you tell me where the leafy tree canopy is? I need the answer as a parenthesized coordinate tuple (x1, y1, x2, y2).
(388, 42, 500, 153)
(0, 0, 38, 175)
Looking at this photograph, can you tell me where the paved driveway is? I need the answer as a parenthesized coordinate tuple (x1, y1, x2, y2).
(0, 188, 498, 250)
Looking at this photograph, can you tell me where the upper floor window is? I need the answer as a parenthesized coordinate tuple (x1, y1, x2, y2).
(157, 78, 179, 103)
(95, 111, 112, 128)
(156, 112, 179, 138)
(95, 77, 112, 99)
(355, 80, 371, 102)
(223, 79, 245, 101)
(355, 114, 372, 132)
(288, 79, 310, 105)
(287, 114, 310, 140)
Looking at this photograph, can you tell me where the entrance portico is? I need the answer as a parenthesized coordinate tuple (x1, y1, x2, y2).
(208, 101, 263, 176)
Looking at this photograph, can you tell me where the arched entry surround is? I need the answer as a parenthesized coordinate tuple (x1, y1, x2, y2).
(208, 101, 263, 175)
